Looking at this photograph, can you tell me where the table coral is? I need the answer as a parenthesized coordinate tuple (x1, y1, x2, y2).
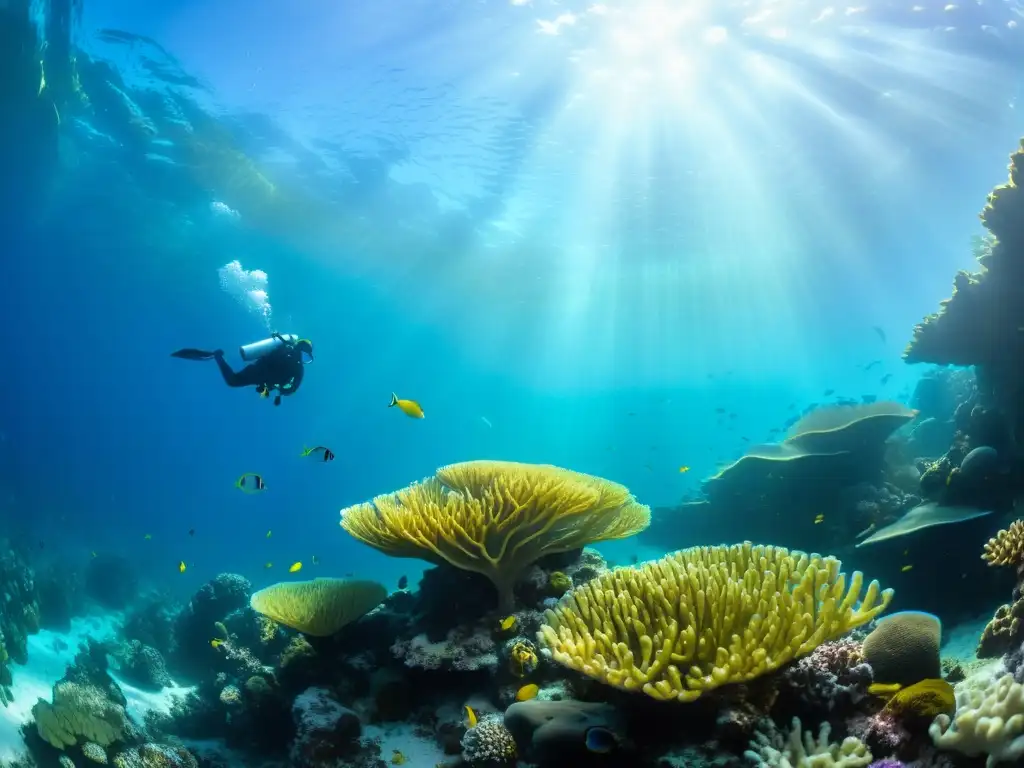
(340, 460, 650, 610)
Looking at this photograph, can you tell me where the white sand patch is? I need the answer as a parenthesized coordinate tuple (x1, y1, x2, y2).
(110, 672, 194, 722)
(363, 722, 448, 768)
(0, 614, 196, 762)
(0, 615, 119, 761)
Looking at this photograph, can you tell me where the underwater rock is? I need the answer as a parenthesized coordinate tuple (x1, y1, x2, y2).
(289, 687, 361, 768)
(85, 555, 138, 611)
(36, 560, 83, 632)
(170, 574, 252, 682)
(115, 641, 172, 691)
(112, 744, 197, 768)
(391, 627, 498, 672)
(122, 598, 176, 657)
(504, 699, 625, 763)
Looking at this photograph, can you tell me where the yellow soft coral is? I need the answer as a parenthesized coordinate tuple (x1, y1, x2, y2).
(340, 460, 650, 610)
(249, 578, 386, 637)
(982, 520, 1024, 567)
(538, 542, 893, 703)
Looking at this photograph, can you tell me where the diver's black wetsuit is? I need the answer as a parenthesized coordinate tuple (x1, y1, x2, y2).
(214, 345, 303, 405)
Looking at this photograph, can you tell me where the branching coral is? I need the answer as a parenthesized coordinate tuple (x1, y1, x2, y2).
(746, 717, 873, 767)
(538, 542, 893, 702)
(340, 460, 650, 610)
(930, 667, 1024, 766)
(982, 521, 1024, 567)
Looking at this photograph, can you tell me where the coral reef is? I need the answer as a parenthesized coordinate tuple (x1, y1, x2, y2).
(539, 542, 892, 702)
(340, 460, 650, 609)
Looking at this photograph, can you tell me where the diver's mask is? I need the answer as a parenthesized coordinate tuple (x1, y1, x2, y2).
(296, 339, 314, 364)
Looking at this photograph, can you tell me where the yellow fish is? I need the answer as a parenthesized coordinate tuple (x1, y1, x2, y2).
(266, 530, 272, 538)
(389, 393, 424, 419)
(813, 514, 824, 525)
(289, 562, 302, 573)
(901, 564, 913, 572)
(464, 705, 478, 728)
(265, 562, 273, 569)
(499, 615, 517, 631)
(143, 534, 152, 540)
(516, 683, 539, 701)
(210, 639, 224, 649)
(178, 561, 186, 573)
(678, 466, 690, 473)
(390, 751, 406, 766)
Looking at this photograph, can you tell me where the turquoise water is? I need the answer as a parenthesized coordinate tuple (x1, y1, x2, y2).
(1, 0, 1022, 602)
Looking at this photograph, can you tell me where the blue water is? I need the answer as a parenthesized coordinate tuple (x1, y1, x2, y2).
(1, 0, 1023, 599)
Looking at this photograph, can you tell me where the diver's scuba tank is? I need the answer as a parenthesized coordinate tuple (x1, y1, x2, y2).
(239, 334, 298, 361)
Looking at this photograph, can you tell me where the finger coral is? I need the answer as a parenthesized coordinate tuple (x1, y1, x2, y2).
(746, 717, 872, 767)
(538, 542, 893, 702)
(249, 578, 386, 637)
(982, 520, 1024, 567)
(930, 668, 1024, 766)
(340, 460, 650, 610)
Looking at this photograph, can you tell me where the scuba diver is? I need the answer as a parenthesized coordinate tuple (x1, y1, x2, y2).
(172, 333, 313, 406)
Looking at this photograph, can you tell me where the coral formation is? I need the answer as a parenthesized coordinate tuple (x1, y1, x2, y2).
(340, 460, 650, 609)
(929, 667, 1024, 765)
(32, 679, 129, 748)
(249, 578, 387, 636)
(861, 612, 942, 687)
(461, 715, 517, 766)
(983, 520, 1024, 567)
(539, 542, 892, 702)
(746, 717, 872, 767)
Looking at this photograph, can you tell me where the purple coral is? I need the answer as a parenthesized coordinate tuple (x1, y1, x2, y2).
(868, 761, 904, 768)
(779, 639, 872, 712)
(850, 710, 911, 756)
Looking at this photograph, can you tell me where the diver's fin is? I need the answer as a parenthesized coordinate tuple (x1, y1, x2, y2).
(171, 348, 217, 361)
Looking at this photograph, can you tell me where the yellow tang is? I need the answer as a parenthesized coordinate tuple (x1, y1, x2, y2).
(289, 561, 302, 573)
(178, 561, 186, 573)
(389, 393, 424, 419)
(516, 683, 539, 701)
(499, 615, 516, 631)
(265, 562, 273, 569)
(464, 705, 478, 728)
(210, 639, 223, 649)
